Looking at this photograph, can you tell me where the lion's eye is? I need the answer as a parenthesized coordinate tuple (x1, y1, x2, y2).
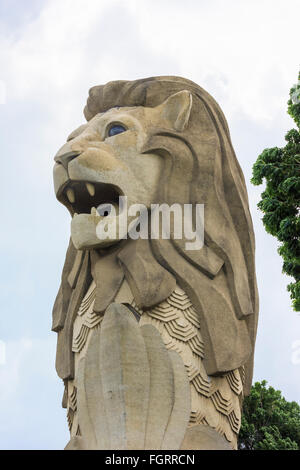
(108, 124, 126, 137)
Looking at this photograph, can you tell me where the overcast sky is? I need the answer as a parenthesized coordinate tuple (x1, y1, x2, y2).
(0, 0, 299, 450)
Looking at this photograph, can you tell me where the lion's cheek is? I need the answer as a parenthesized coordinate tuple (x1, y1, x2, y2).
(75, 148, 126, 172)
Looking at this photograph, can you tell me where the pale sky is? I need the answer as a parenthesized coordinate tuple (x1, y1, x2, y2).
(0, 0, 299, 449)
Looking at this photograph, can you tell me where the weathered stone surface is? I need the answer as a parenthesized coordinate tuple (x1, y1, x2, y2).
(76, 330, 109, 449)
(161, 350, 191, 450)
(181, 424, 232, 450)
(99, 303, 150, 450)
(52, 76, 258, 450)
(66, 304, 191, 449)
(141, 325, 175, 449)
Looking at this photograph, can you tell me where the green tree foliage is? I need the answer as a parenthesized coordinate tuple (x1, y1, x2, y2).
(251, 73, 300, 311)
(238, 380, 300, 450)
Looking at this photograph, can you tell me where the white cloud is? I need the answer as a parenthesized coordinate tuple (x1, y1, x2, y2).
(1, 0, 298, 125)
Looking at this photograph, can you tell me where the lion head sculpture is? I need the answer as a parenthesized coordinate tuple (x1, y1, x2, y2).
(52, 76, 258, 448)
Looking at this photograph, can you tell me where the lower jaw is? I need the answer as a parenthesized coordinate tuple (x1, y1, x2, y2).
(71, 213, 120, 250)
(70, 210, 138, 250)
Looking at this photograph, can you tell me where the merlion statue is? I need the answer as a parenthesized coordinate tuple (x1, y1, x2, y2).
(52, 76, 258, 450)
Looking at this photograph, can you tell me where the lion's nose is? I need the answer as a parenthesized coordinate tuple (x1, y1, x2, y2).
(58, 151, 79, 170)
(54, 142, 79, 170)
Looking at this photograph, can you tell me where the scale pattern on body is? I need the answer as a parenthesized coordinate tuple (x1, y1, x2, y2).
(66, 280, 244, 449)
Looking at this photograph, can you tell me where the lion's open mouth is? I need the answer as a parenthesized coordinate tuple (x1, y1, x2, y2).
(58, 180, 123, 216)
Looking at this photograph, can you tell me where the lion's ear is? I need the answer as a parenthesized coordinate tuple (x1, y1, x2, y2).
(158, 90, 192, 132)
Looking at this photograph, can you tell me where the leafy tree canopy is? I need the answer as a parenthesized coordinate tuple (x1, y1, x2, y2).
(251, 72, 300, 311)
(239, 380, 300, 450)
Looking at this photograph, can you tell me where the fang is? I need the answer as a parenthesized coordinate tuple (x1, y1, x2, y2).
(67, 188, 75, 204)
(86, 183, 95, 197)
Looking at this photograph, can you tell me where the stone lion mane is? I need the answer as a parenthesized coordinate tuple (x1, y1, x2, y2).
(52, 76, 258, 395)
